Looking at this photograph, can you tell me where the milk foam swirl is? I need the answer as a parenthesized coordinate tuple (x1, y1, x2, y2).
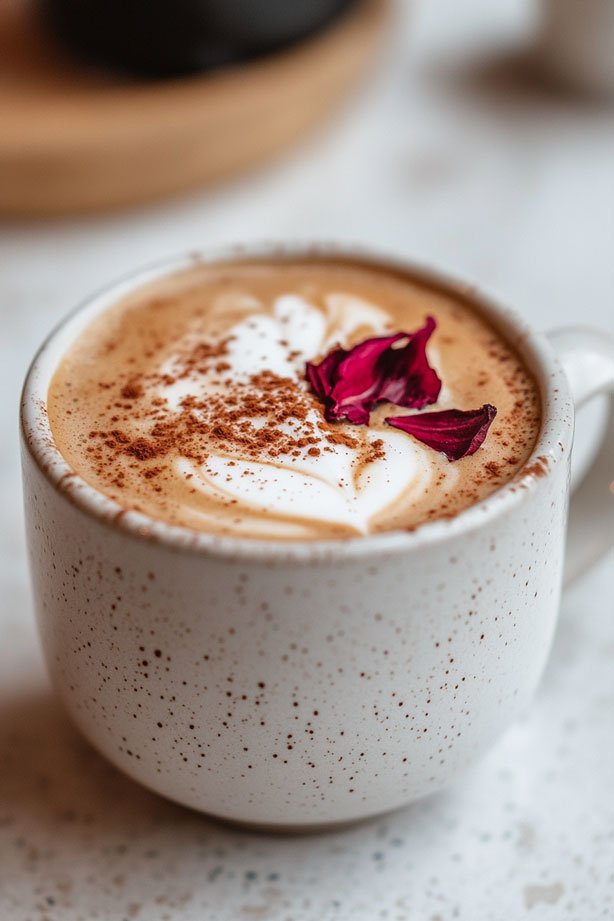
(159, 293, 458, 538)
(48, 258, 541, 540)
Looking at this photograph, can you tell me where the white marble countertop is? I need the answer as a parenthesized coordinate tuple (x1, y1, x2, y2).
(1, 0, 613, 918)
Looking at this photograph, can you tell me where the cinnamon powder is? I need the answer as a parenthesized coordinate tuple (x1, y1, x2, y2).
(86, 338, 368, 486)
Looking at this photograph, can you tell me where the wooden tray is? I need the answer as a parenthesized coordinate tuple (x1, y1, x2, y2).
(0, 0, 388, 215)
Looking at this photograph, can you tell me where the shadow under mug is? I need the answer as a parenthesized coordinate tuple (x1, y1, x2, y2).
(20, 244, 614, 829)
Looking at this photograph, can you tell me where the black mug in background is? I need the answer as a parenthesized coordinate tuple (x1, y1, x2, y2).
(40, 0, 358, 76)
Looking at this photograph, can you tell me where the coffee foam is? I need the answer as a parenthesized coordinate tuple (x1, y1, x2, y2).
(47, 259, 540, 540)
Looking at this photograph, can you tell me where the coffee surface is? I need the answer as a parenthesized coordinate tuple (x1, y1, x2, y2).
(48, 258, 541, 540)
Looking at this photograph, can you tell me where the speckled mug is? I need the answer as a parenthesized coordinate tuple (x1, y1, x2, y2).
(20, 245, 614, 829)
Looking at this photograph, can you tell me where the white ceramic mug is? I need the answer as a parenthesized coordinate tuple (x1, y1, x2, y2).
(20, 245, 614, 829)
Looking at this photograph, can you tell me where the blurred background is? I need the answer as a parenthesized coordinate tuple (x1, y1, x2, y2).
(1, 0, 613, 918)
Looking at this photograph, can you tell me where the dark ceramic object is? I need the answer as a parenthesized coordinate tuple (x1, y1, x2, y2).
(41, 0, 358, 77)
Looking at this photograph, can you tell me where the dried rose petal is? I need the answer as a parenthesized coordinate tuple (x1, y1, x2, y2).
(386, 404, 497, 461)
(305, 345, 348, 405)
(323, 332, 408, 424)
(376, 317, 442, 410)
(306, 317, 441, 424)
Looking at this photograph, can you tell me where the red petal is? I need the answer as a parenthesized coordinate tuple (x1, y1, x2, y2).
(306, 318, 441, 424)
(306, 347, 348, 402)
(386, 404, 497, 461)
(327, 332, 407, 424)
(377, 317, 442, 410)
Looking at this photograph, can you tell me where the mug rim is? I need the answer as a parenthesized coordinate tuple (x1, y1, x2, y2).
(20, 242, 574, 563)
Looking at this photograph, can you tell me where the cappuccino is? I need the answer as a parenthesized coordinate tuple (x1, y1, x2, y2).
(48, 258, 540, 540)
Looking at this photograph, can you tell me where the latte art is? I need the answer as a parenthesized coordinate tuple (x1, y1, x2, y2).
(48, 258, 541, 540)
(177, 431, 441, 537)
(154, 293, 457, 537)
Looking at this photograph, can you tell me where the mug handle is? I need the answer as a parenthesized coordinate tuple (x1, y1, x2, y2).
(546, 327, 614, 584)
